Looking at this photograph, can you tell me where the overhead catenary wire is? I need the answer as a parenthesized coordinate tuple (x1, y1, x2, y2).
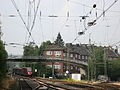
(72, 0, 119, 43)
(103, 0, 105, 17)
(70, 0, 120, 13)
(27, 0, 41, 43)
(11, 0, 35, 44)
(25, 0, 32, 44)
(30, 0, 41, 32)
(95, 0, 118, 23)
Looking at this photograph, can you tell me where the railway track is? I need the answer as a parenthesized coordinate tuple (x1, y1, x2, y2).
(16, 76, 120, 90)
(19, 78, 33, 90)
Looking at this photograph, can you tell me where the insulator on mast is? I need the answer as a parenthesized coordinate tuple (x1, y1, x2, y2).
(78, 31, 84, 35)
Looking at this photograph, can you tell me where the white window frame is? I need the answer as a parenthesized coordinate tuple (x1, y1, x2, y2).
(54, 65, 61, 69)
(54, 51, 62, 56)
(46, 51, 52, 55)
(82, 55, 85, 59)
(70, 54, 73, 57)
(85, 56, 88, 59)
(79, 55, 81, 59)
(75, 54, 78, 58)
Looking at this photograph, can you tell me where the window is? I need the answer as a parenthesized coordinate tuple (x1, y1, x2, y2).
(75, 54, 78, 58)
(70, 54, 73, 57)
(82, 55, 85, 59)
(85, 56, 88, 59)
(70, 66, 73, 70)
(79, 55, 81, 59)
(63, 53, 66, 57)
(46, 51, 52, 55)
(47, 65, 61, 69)
(54, 65, 61, 69)
(46, 65, 52, 68)
(54, 51, 61, 56)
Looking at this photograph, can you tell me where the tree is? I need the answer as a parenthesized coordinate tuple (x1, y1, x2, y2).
(0, 40, 8, 59)
(94, 47, 104, 76)
(88, 46, 104, 81)
(0, 40, 8, 81)
(54, 32, 64, 47)
(38, 40, 52, 55)
(107, 59, 120, 81)
(23, 42, 39, 56)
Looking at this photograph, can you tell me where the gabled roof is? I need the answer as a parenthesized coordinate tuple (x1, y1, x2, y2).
(106, 48, 119, 58)
(66, 43, 89, 55)
(66, 43, 120, 58)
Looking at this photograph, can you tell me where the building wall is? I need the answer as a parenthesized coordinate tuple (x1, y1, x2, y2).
(45, 62, 64, 72)
(44, 50, 65, 58)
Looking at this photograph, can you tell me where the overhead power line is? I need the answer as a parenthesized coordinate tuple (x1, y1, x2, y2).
(72, 0, 119, 43)
(11, 0, 35, 43)
(27, 0, 41, 43)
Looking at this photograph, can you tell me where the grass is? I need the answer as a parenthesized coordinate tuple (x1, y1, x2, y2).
(64, 78, 88, 83)
(0, 75, 16, 90)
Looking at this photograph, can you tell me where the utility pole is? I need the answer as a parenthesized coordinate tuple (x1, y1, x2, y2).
(66, 46, 70, 78)
(88, 33, 96, 82)
(104, 48, 107, 77)
(87, 34, 91, 81)
(52, 61, 55, 78)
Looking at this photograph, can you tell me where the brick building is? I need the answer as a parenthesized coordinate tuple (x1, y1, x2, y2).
(43, 43, 119, 78)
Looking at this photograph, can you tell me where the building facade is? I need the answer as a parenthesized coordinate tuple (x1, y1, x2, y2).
(43, 43, 119, 78)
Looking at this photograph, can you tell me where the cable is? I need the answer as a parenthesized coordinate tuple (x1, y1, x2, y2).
(27, 0, 41, 43)
(70, 0, 120, 13)
(25, 0, 32, 44)
(11, 0, 35, 43)
(30, 0, 40, 31)
(72, 0, 118, 43)
(103, 0, 105, 17)
(95, 0, 118, 22)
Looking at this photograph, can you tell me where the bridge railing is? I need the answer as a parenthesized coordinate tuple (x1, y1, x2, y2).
(22, 56, 88, 66)
(8, 56, 88, 66)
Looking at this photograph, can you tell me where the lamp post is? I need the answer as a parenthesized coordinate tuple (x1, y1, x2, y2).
(35, 68, 37, 76)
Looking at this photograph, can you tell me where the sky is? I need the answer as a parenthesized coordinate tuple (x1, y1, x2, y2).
(0, 0, 120, 55)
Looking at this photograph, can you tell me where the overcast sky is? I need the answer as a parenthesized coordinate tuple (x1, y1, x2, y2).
(0, 0, 120, 55)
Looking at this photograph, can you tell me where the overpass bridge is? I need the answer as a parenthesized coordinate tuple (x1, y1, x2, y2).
(7, 55, 88, 67)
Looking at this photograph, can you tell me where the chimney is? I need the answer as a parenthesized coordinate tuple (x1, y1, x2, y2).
(76, 44, 79, 47)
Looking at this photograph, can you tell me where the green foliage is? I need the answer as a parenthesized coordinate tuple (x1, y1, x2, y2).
(88, 46, 104, 80)
(23, 42, 39, 56)
(0, 40, 8, 59)
(64, 78, 88, 83)
(0, 40, 8, 81)
(94, 47, 104, 76)
(38, 40, 52, 55)
(54, 33, 64, 47)
(107, 59, 120, 81)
